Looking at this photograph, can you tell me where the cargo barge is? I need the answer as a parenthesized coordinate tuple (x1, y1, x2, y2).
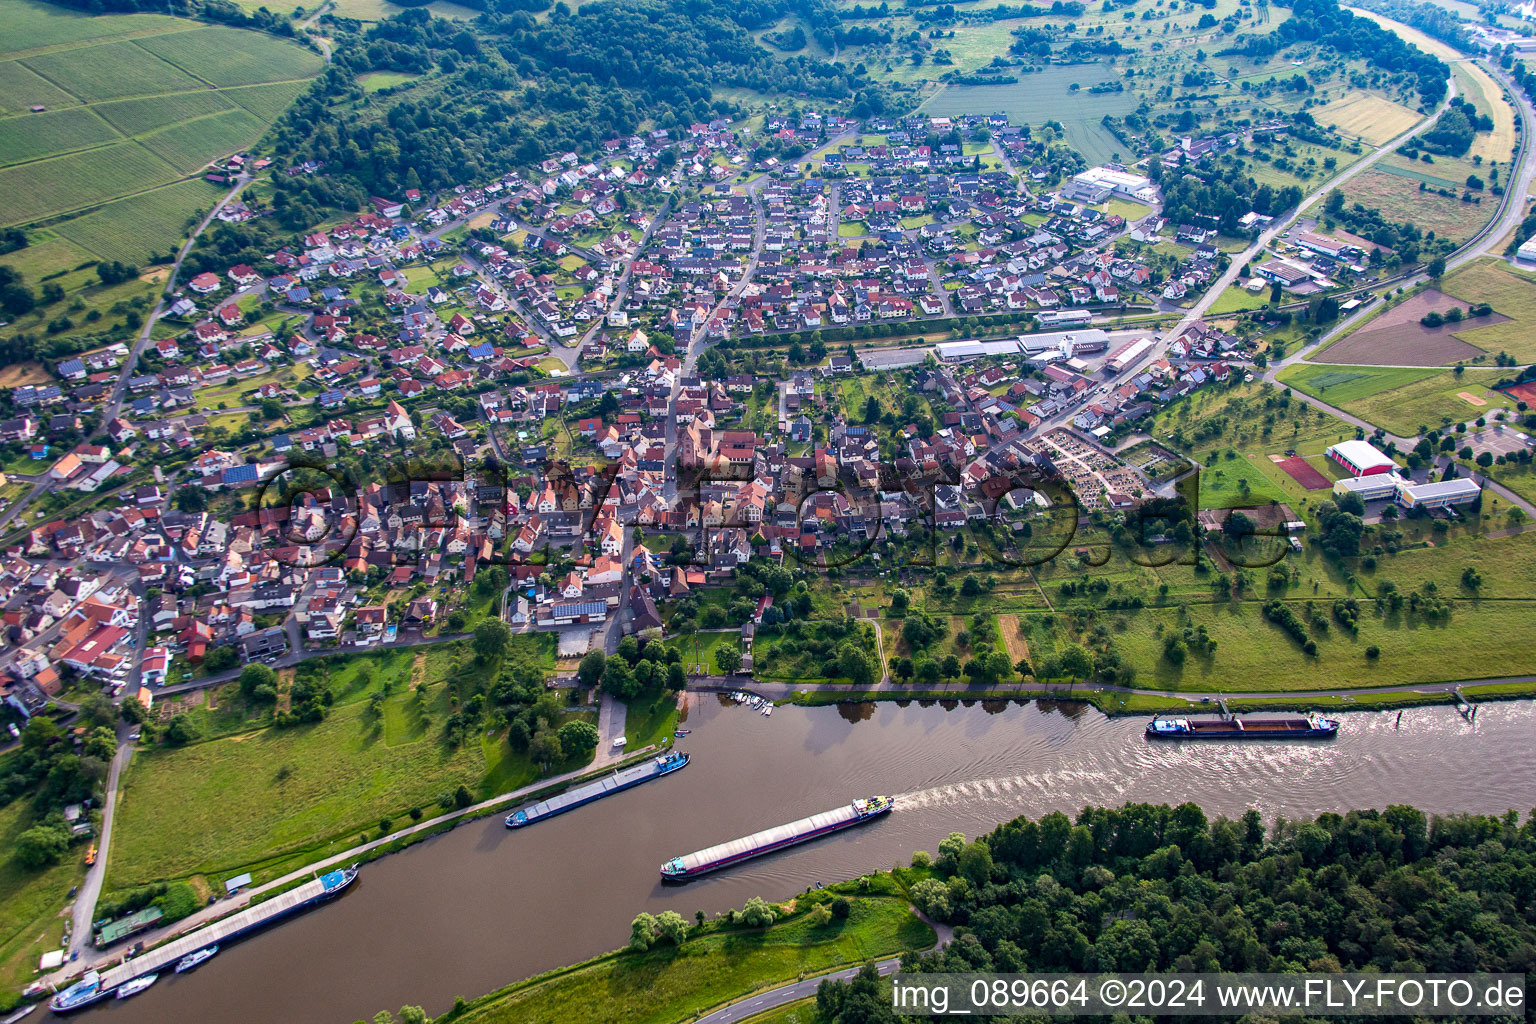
(1146, 714, 1339, 740)
(661, 795, 892, 880)
(50, 867, 357, 1014)
(506, 750, 689, 828)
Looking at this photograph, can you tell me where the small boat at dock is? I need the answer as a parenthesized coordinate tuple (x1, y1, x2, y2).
(174, 946, 218, 973)
(115, 974, 157, 1000)
(49, 972, 102, 1014)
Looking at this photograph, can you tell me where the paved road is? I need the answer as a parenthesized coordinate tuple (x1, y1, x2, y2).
(103, 174, 254, 424)
(693, 909, 952, 1024)
(1065, 76, 1460, 415)
(67, 726, 133, 955)
(694, 958, 902, 1024)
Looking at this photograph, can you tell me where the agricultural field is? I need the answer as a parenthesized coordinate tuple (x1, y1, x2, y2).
(1279, 362, 1517, 436)
(139, 107, 268, 174)
(0, 0, 322, 255)
(134, 26, 324, 87)
(1312, 91, 1423, 146)
(0, 142, 181, 225)
(53, 176, 228, 265)
(328, 0, 480, 20)
(1438, 258, 1536, 363)
(20, 38, 202, 100)
(1314, 289, 1494, 365)
(0, 105, 118, 164)
(918, 66, 1136, 166)
(1452, 62, 1517, 166)
(1343, 167, 1493, 247)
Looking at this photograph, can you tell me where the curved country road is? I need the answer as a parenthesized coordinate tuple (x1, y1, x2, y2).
(693, 910, 953, 1024)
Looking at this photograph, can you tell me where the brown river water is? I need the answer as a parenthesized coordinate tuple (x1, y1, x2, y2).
(76, 696, 1536, 1023)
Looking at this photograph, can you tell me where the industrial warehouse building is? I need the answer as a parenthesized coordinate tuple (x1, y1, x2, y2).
(1326, 440, 1397, 476)
(936, 329, 1110, 363)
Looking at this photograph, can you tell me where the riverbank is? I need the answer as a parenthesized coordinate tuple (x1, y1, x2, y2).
(30, 741, 667, 1002)
(75, 697, 1536, 1024)
(728, 677, 1536, 716)
(445, 878, 933, 1024)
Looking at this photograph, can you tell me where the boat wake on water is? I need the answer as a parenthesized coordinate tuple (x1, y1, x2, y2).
(891, 767, 1119, 812)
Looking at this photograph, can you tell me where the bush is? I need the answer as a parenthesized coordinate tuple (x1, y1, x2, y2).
(1365, 645, 1381, 660)
(831, 896, 852, 919)
(156, 882, 201, 924)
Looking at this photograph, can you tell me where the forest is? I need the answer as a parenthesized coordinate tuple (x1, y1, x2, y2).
(814, 803, 1536, 1023)
(1233, 0, 1449, 106)
(262, 0, 891, 198)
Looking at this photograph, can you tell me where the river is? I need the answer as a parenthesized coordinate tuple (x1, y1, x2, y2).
(80, 696, 1536, 1023)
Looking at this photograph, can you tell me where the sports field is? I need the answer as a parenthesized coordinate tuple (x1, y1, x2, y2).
(0, 0, 322, 257)
(1277, 364, 1440, 403)
(1280, 362, 1517, 436)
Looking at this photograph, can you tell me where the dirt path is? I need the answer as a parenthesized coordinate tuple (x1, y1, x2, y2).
(410, 651, 427, 691)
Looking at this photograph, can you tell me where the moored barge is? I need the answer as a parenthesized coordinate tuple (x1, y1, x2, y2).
(50, 867, 357, 1014)
(506, 750, 689, 828)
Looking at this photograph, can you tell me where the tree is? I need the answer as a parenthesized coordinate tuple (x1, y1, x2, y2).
(808, 903, 833, 927)
(603, 657, 642, 700)
(937, 831, 967, 870)
(629, 913, 657, 951)
(203, 645, 238, 673)
(15, 824, 70, 869)
(714, 645, 742, 675)
(399, 1009, 429, 1024)
(837, 643, 875, 686)
(666, 662, 686, 690)
(529, 727, 563, 767)
(240, 663, 277, 699)
(557, 720, 599, 759)
(173, 486, 207, 512)
(654, 910, 689, 945)
(165, 716, 200, 746)
(473, 618, 511, 660)
(957, 839, 994, 886)
(577, 650, 607, 687)
(76, 693, 117, 731)
(739, 896, 776, 926)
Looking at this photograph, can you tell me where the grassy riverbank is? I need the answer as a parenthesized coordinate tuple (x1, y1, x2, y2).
(449, 886, 932, 1024)
(781, 681, 1536, 716)
(106, 639, 578, 892)
(0, 797, 84, 1011)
